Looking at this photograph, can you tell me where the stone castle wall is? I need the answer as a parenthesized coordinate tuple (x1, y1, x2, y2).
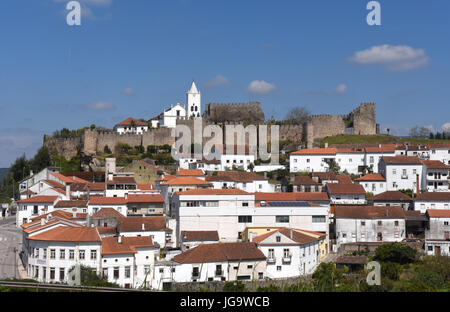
(204, 101, 265, 124)
(44, 103, 376, 160)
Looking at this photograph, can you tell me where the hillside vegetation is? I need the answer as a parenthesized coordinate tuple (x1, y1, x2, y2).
(319, 134, 450, 147)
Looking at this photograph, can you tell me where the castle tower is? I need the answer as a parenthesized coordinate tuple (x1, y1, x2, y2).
(187, 81, 201, 118)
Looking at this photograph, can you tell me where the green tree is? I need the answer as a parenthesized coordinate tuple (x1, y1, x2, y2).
(31, 146, 52, 172)
(374, 242, 417, 264)
(104, 145, 112, 154)
(312, 262, 347, 292)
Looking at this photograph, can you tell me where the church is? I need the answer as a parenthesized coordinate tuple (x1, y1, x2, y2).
(151, 81, 202, 129)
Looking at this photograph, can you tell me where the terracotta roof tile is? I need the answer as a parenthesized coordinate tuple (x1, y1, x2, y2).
(127, 194, 164, 203)
(137, 184, 154, 191)
(252, 228, 319, 245)
(28, 227, 101, 242)
(177, 169, 205, 177)
(415, 192, 450, 201)
(106, 176, 136, 184)
(355, 173, 386, 181)
(118, 216, 167, 232)
(382, 156, 422, 165)
(327, 183, 366, 195)
(17, 196, 59, 204)
(89, 197, 127, 205)
(253, 192, 329, 202)
(181, 231, 219, 242)
(207, 171, 267, 183)
(173, 242, 266, 263)
(426, 209, 450, 218)
(177, 189, 250, 196)
(421, 160, 450, 169)
(101, 236, 154, 255)
(292, 176, 319, 185)
(116, 117, 148, 127)
(160, 177, 212, 186)
(367, 191, 412, 201)
(291, 147, 336, 155)
(91, 208, 125, 220)
(54, 200, 88, 208)
(335, 205, 405, 219)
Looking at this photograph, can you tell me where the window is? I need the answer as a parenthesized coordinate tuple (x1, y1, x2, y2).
(43, 267, 47, 280)
(377, 221, 382, 226)
(59, 268, 65, 281)
(91, 250, 97, 260)
(144, 266, 150, 274)
(312, 216, 326, 223)
(444, 221, 449, 226)
(50, 249, 55, 259)
(361, 221, 365, 226)
(114, 267, 119, 279)
(192, 267, 199, 277)
(276, 216, 289, 223)
(69, 250, 74, 260)
(283, 249, 290, 258)
(242, 202, 249, 207)
(125, 266, 131, 278)
(392, 169, 396, 175)
(277, 266, 282, 271)
(159, 268, 164, 273)
(247, 265, 253, 269)
(238, 216, 252, 223)
(395, 221, 399, 226)
(59, 249, 65, 260)
(428, 246, 433, 251)
(306, 159, 310, 163)
(258, 272, 263, 279)
(413, 169, 417, 175)
(43, 249, 47, 259)
(268, 249, 275, 259)
(79, 250, 85, 260)
(50, 268, 55, 280)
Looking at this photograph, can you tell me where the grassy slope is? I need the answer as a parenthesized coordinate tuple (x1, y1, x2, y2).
(318, 134, 450, 147)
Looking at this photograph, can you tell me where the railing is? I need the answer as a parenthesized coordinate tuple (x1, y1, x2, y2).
(267, 257, 276, 264)
(282, 256, 291, 264)
(401, 174, 408, 179)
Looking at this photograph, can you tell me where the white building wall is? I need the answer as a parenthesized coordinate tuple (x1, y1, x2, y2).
(290, 154, 333, 173)
(356, 181, 387, 195)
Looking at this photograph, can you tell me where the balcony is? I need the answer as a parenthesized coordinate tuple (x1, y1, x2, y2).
(267, 257, 276, 264)
(282, 255, 292, 264)
(401, 174, 408, 179)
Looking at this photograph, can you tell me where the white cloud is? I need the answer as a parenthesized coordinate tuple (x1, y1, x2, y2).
(441, 122, 450, 133)
(349, 44, 429, 71)
(334, 84, 347, 94)
(204, 75, 230, 87)
(84, 101, 114, 110)
(122, 87, 134, 95)
(247, 80, 276, 95)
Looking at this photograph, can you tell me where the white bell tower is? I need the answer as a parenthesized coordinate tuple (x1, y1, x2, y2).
(187, 81, 201, 118)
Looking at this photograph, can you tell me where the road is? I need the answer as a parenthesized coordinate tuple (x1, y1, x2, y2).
(0, 216, 23, 279)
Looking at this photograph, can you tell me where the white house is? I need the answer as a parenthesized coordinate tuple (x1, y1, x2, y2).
(335, 148, 365, 175)
(158, 103, 187, 128)
(205, 171, 276, 193)
(24, 227, 102, 283)
(290, 148, 336, 173)
(117, 216, 172, 248)
(87, 197, 128, 217)
(252, 228, 320, 278)
(173, 189, 330, 244)
(334, 205, 406, 249)
(367, 190, 413, 211)
(424, 209, 450, 256)
(428, 143, 450, 165)
(105, 173, 137, 198)
(379, 156, 424, 193)
(101, 235, 159, 288)
(421, 160, 450, 192)
(16, 195, 61, 227)
(151, 242, 266, 290)
(325, 183, 366, 205)
(364, 145, 396, 173)
(414, 192, 450, 213)
(355, 173, 387, 195)
(114, 117, 149, 135)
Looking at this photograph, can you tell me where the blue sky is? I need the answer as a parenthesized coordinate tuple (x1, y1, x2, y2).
(0, 0, 449, 167)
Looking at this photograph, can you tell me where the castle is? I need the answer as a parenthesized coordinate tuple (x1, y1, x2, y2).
(44, 82, 378, 160)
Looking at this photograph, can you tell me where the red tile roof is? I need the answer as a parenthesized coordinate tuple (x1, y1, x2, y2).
(97, 227, 117, 235)
(160, 177, 212, 186)
(336, 175, 353, 184)
(106, 176, 136, 184)
(291, 147, 336, 155)
(127, 194, 164, 203)
(355, 173, 386, 182)
(173, 242, 266, 263)
(206, 171, 268, 183)
(101, 236, 154, 255)
(54, 200, 88, 208)
(426, 209, 450, 218)
(43, 179, 66, 189)
(29, 210, 87, 222)
(177, 169, 205, 177)
(253, 192, 329, 202)
(17, 196, 59, 204)
(137, 184, 154, 191)
(89, 197, 127, 205)
(116, 117, 148, 127)
(382, 156, 422, 165)
(421, 160, 450, 170)
(367, 191, 412, 201)
(177, 189, 250, 196)
(292, 176, 319, 185)
(117, 216, 167, 232)
(327, 183, 366, 195)
(91, 208, 125, 220)
(414, 192, 450, 201)
(28, 227, 101, 242)
(334, 205, 405, 219)
(252, 228, 319, 245)
(181, 231, 219, 242)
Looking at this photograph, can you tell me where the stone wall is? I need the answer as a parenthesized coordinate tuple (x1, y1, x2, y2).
(203, 101, 265, 124)
(353, 103, 377, 135)
(44, 135, 82, 159)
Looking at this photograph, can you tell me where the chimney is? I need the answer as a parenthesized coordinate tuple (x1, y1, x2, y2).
(72, 211, 77, 218)
(290, 229, 293, 239)
(378, 144, 381, 148)
(87, 185, 91, 201)
(118, 235, 122, 244)
(125, 193, 128, 200)
(141, 223, 145, 231)
(416, 174, 420, 196)
(183, 232, 187, 239)
(386, 208, 388, 217)
(30, 170, 34, 177)
(66, 185, 70, 198)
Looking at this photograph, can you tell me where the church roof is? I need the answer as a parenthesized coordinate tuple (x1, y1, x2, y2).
(188, 81, 199, 94)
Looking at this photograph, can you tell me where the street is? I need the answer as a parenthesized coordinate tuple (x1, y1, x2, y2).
(0, 216, 23, 280)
